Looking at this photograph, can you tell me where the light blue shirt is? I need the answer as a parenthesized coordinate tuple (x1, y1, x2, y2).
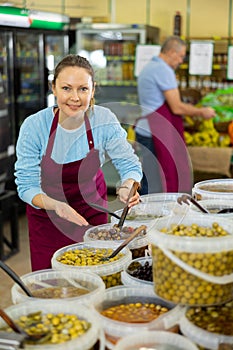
(15, 105, 142, 206)
(135, 56, 177, 137)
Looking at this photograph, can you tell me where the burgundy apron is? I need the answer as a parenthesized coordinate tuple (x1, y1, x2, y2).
(142, 102, 192, 193)
(27, 110, 108, 271)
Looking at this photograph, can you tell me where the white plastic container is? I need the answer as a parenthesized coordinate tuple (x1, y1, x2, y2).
(189, 199, 233, 220)
(121, 256, 153, 288)
(180, 309, 233, 350)
(114, 330, 199, 350)
(193, 179, 233, 200)
(84, 223, 148, 260)
(92, 285, 182, 349)
(0, 300, 104, 350)
(111, 193, 186, 225)
(11, 269, 105, 306)
(147, 213, 233, 305)
(51, 241, 132, 288)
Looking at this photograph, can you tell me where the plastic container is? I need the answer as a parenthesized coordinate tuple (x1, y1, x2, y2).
(84, 223, 148, 259)
(147, 213, 233, 306)
(189, 199, 233, 220)
(114, 330, 199, 350)
(92, 285, 182, 349)
(180, 306, 233, 350)
(51, 241, 132, 288)
(11, 269, 105, 306)
(121, 256, 153, 288)
(0, 300, 104, 350)
(192, 179, 233, 201)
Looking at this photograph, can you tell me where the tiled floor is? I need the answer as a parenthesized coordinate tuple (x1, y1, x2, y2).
(0, 194, 122, 309)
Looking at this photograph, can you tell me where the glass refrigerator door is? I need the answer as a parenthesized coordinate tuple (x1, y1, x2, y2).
(0, 31, 15, 189)
(14, 31, 45, 135)
(45, 34, 69, 106)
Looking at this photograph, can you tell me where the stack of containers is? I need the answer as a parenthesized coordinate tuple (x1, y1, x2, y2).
(147, 211, 233, 349)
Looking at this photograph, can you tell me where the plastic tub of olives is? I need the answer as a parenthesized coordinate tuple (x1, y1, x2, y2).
(11, 269, 105, 306)
(179, 300, 233, 350)
(51, 241, 132, 289)
(192, 178, 233, 201)
(92, 285, 182, 350)
(121, 256, 153, 288)
(0, 299, 104, 350)
(189, 199, 233, 220)
(111, 192, 185, 226)
(84, 222, 148, 259)
(147, 213, 233, 306)
(113, 330, 199, 350)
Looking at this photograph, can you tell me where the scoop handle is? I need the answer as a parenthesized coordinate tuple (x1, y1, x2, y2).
(106, 225, 147, 259)
(0, 260, 33, 297)
(117, 181, 140, 229)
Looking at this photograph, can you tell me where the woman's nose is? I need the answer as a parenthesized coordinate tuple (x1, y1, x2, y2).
(71, 91, 80, 100)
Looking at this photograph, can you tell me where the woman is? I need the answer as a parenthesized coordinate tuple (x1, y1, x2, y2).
(15, 54, 142, 271)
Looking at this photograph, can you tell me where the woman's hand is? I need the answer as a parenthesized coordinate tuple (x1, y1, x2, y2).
(54, 202, 89, 226)
(116, 180, 141, 208)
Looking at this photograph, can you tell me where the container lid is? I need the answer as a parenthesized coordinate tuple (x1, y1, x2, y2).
(180, 312, 233, 350)
(114, 330, 199, 350)
(140, 192, 186, 203)
(0, 300, 101, 350)
(147, 213, 233, 253)
(51, 241, 132, 276)
(11, 268, 105, 305)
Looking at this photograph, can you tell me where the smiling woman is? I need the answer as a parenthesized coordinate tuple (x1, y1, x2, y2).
(14, 54, 142, 272)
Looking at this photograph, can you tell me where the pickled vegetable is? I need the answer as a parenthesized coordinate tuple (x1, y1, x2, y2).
(151, 222, 233, 305)
(0, 311, 91, 345)
(101, 303, 168, 323)
(186, 300, 233, 335)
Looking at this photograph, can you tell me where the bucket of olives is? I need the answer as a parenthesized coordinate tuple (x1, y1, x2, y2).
(51, 241, 132, 288)
(147, 214, 233, 306)
(92, 285, 182, 349)
(11, 269, 105, 306)
(189, 198, 233, 220)
(0, 299, 104, 349)
(121, 256, 153, 288)
(84, 223, 148, 259)
(179, 300, 233, 350)
(192, 179, 233, 201)
(113, 330, 199, 350)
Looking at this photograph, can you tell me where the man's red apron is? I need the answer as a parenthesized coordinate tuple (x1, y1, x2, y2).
(146, 102, 192, 193)
(26, 110, 108, 271)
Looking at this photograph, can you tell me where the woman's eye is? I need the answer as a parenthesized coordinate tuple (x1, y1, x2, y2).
(63, 86, 70, 91)
(81, 87, 88, 92)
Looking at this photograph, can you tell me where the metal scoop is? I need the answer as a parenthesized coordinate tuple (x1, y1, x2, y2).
(101, 225, 147, 261)
(0, 308, 50, 342)
(0, 260, 33, 297)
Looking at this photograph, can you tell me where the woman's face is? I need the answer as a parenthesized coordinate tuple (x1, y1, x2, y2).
(52, 66, 95, 119)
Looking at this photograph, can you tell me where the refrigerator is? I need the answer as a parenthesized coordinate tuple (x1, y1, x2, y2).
(75, 23, 160, 189)
(0, 26, 69, 191)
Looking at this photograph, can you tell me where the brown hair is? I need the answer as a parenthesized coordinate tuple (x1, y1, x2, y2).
(52, 54, 95, 86)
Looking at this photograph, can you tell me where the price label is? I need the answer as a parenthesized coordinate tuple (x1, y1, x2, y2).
(134, 44, 161, 77)
(227, 46, 233, 80)
(189, 41, 214, 75)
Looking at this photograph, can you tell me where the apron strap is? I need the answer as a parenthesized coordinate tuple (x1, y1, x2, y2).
(84, 113, 94, 150)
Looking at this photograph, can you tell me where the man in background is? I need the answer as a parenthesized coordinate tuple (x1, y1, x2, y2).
(135, 35, 215, 194)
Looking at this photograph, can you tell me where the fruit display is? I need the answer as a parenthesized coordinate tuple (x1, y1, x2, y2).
(184, 118, 231, 147)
